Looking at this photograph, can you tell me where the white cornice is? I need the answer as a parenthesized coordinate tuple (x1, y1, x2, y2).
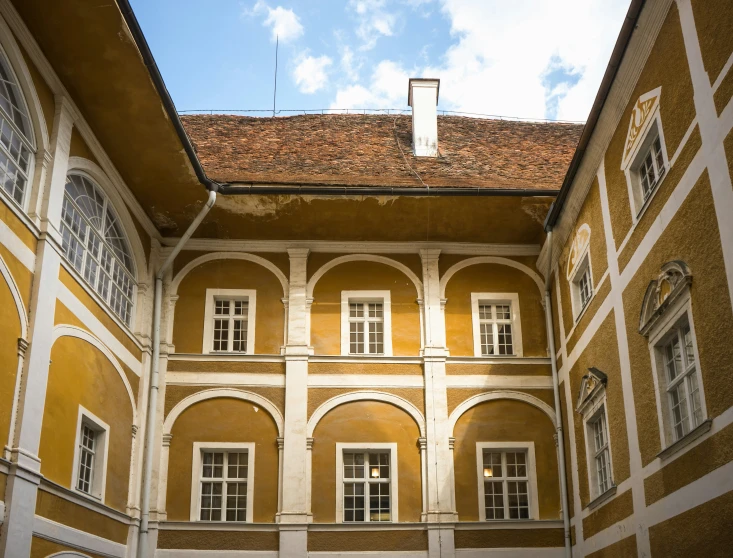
(537, 0, 674, 275)
(159, 238, 541, 256)
(0, 0, 162, 242)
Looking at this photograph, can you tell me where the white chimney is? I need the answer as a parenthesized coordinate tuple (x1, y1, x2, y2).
(408, 78, 440, 157)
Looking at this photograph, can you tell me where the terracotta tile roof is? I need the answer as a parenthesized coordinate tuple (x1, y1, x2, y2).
(180, 114, 583, 190)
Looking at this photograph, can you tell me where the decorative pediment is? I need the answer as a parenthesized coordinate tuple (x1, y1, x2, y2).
(576, 367, 608, 414)
(621, 87, 661, 169)
(639, 261, 692, 336)
(566, 224, 591, 280)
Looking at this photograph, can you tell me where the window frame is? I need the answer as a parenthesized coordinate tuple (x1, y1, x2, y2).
(475, 441, 539, 521)
(647, 291, 707, 451)
(189, 442, 255, 523)
(60, 172, 137, 326)
(71, 406, 110, 502)
(470, 293, 523, 357)
(624, 111, 669, 220)
(0, 43, 36, 211)
(335, 442, 398, 523)
(202, 289, 257, 355)
(340, 290, 393, 356)
(582, 397, 615, 501)
(569, 249, 594, 321)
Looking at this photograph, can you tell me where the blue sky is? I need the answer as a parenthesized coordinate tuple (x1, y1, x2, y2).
(131, 0, 631, 122)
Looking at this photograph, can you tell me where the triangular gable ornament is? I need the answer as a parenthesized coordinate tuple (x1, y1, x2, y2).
(621, 87, 662, 169)
(576, 367, 608, 414)
(566, 224, 591, 280)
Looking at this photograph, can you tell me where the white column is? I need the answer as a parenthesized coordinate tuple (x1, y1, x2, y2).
(420, 249, 456, 558)
(0, 95, 74, 558)
(279, 248, 310, 558)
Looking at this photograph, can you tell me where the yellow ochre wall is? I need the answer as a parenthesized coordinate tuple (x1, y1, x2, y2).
(310, 260, 421, 355)
(166, 397, 280, 523)
(0, 272, 23, 450)
(311, 400, 423, 523)
(443, 263, 546, 357)
(453, 399, 560, 521)
(173, 259, 286, 354)
(39, 336, 134, 512)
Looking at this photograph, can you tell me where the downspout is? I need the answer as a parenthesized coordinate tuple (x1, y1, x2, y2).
(137, 189, 217, 557)
(543, 229, 572, 558)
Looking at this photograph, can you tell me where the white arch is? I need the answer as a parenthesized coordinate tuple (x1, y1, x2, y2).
(170, 252, 289, 297)
(307, 390, 426, 438)
(51, 325, 137, 422)
(46, 553, 93, 558)
(0, 253, 28, 338)
(66, 158, 147, 280)
(307, 254, 423, 298)
(164, 388, 284, 437)
(0, 21, 49, 152)
(439, 256, 545, 299)
(448, 391, 557, 436)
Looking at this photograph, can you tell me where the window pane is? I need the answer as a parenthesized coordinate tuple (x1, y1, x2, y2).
(596, 448, 610, 495)
(369, 481, 390, 521)
(480, 323, 494, 356)
(349, 302, 363, 318)
(682, 325, 695, 366)
(225, 482, 247, 522)
(478, 304, 492, 320)
(350, 322, 364, 354)
(368, 321, 384, 354)
(664, 333, 683, 382)
(232, 318, 248, 352)
(497, 324, 513, 355)
(484, 481, 504, 520)
(687, 370, 703, 428)
(482, 451, 502, 478)
(670, 382, 690, 440)
(495, 305, 511, 320)
(343, 482, 365, 522)
(507, 480, 530, 519)
(213, 318, 229, 351)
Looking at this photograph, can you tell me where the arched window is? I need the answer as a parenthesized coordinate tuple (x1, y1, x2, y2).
(60, 173, 136, 325)
(0, 49, 33, 206)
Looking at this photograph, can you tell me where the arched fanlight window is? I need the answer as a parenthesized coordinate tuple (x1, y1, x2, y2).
(0, 49, 34, 206)
(61, 173, 136, 325)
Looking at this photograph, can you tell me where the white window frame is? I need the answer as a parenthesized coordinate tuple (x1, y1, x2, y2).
(340, 290, 393, 356)
(190, 442, 255, 523)
(569, 249, 594, 321)
(335, 442, 398, 523)
(202, 289, 257, 354)
(647, 290, 707, 452)
(475, 441, 539, 521)
(470, 293, 523, 357)
(71, 406, 110, 502)
(624, 111, 669, 220)
(581, 396, 615, 501)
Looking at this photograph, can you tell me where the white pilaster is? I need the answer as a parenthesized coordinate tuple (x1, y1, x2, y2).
(279, 248, 310, 557)
(420, 249, 456, 558)
(0, 94, 74, 558)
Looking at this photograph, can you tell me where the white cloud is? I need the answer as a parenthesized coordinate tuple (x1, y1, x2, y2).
(340, 46, 361, 82)
(249, 1, 304, 43)
(329, 0, 629, 121)
(330, 60, 410, 109)
(348, 0, 399, 50)
(293, 54, 333, 94)
(423, 0, 630, 121)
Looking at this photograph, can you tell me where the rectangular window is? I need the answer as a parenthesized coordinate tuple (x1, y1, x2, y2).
(660, 322, 702, 441)
(481, 450, 530, 519)
(349, 301, 384, 355)
(342, 451, 391, 522)
(588, 405, 612, 497)
(471, 293, 523, 357)
(212, 298, 249, 352)
(639, 136, 665, 202)
(341, 291, 393, 356)
(76, 424, 96, 494)
(570, 253, 593, 320)
(203, 289, 256, 355)
(199, 450, 250, 522)
(478, 302, 514, 356)
(72, 407, 109, 501)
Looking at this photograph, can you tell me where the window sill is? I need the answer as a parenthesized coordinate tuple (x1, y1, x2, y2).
(586, 485, 617, 511)
(657, 419, 712, 461)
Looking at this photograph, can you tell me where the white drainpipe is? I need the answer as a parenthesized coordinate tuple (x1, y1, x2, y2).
(544, 229, 572, 558)
(137, 189, 217, 557)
